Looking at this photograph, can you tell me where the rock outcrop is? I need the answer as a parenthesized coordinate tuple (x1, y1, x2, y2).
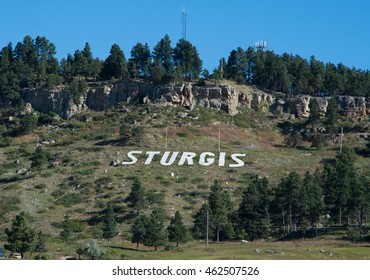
(22, 86, 87, 119)
(20, 81, 370, 120)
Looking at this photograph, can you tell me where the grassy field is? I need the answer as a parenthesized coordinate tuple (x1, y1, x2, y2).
(8, 237, 368, 260)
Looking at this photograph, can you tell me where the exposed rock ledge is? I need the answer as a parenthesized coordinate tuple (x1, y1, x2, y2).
(20, 82, 369, 119)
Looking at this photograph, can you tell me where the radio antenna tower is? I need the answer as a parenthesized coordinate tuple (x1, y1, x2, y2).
(254, 40, 268, 51)
(181, 7, 187, 40)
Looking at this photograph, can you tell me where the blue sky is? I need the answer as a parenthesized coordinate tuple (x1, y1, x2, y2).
(2, 0, 370, 71)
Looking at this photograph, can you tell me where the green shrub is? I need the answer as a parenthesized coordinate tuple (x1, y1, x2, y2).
(56, 193, 84, 207)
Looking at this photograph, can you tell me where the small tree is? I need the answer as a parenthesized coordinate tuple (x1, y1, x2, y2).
(131, 215, 149, 250)
(18, 113, 38, 135)
(5, 212, 36, 259)
(78, 239, 105, 260)
(34, 231, 47, 259)
(192, 203, 212, 240)
(168, 211, 191, 247)
(60, 214, 74, 244)
(30, 146, 48, 171)
(311, 133, 326, 150)
(127, 177, 146, 216)
(102, 203, 118, 242)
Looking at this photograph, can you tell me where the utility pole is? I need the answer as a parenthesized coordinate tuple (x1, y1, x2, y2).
(339, 127, 343, 154)
(165, 128, 168, 149)
(218, 128, 221, 152)
(206, 210, 209, 248)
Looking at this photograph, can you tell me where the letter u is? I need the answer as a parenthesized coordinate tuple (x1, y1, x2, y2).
(160, 152, 179, 166)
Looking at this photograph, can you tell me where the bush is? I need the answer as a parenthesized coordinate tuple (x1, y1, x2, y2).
(56, 193, 84, 207)
(18, 114, 38, 135)
(346, 227, 365, 242)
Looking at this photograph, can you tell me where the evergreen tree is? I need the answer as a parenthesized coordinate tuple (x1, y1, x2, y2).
(326, 97, 339, 130)
(149, 58, 166, 84)
(34, 231, 47, 259)
(101, 44, 129, 80)
(152, 34, 174, 81)
(274, 172, 303, 232)
(308, 98, 321, 126)
(126, 177, 146, 216)
(333, 146, 357, 225)
(102, 203, 118, 242)
(238, 176, 272, 240)
(225, 47, 247, 84)
(131, 215, 149, 250)
(173, 39, 202, 80)
(168, 211, 191, 247)
(60, 214, 74, 244)
(307, 169, 324, 226)
(208, 180, 234, 241)
(30, 145, 48, 171)
(192, 203, 212, 240)
(4, 212, 36, 259)
(309, 56, 325, 96)
(144, 209, 167, 251)
(18, 113, 38, 135)
(129, 42, 151, 78)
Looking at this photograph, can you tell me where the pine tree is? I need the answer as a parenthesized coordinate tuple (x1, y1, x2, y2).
(238, 176, 272, 240)
(326, 97, 339, 131)
(208, 180, 234, 242)
(144, 209, 167, 251)
(60, 214, 74, 244)
(308, 98, 320, 126)
(152, 34, 174, 81)
(34, 231, 47, 259)
(4, 212, 36, 259)
(192, 203, 212, 240)
(333, 146, 357, 225)
(225, 47, 247, 84)
(101, 44, 129, 80)
(168, 211, 191, 247)
(129, 42, 151, 78)
(102, 203, 118, 242)
(126, 177, 146, 216)
(303, 171, 323, 227)
(173, 39, 202, 80)
(30, 145, 48, 171)
(274, 172, 303, 232)
(131, 215, 149, 250)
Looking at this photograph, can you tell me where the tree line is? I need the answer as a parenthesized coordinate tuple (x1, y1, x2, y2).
(1, 35, 369, 107)
(220, 47, 370, 97)
(0, 35, 202, 105)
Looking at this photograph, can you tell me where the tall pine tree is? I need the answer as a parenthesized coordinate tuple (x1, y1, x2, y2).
(238, 176, 272, 240)
(144, 209, 167, 251)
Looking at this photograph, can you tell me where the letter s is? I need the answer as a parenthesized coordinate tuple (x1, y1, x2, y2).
(229, 153, 246, 167)
(122, 151, 142, 165)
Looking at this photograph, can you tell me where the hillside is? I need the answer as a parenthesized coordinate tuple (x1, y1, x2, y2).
(0, 78, 369, 259)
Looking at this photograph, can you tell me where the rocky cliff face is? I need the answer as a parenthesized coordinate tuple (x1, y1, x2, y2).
(20, 82, 370, 119)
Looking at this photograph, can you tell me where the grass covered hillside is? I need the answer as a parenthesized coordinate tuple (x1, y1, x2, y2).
(0, 87, 369, 259)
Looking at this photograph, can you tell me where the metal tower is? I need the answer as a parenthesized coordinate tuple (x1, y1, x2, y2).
(254, 41, 268, 51)
(182, 7, 186, 40)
